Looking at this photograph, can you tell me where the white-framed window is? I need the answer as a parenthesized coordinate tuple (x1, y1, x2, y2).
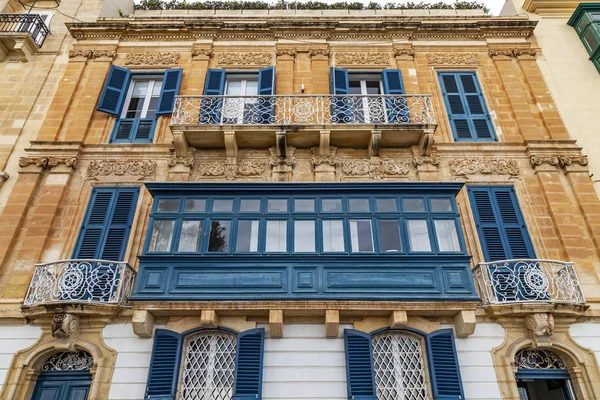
(121, 76, 163, 119)
(348, 73, 386, 123)
(223, 74, 259, 124)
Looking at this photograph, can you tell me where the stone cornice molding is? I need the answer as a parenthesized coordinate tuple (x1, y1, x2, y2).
(451, 157, 520, 176)
(125, 52, 180, 66)
(87, 160, 156, 180)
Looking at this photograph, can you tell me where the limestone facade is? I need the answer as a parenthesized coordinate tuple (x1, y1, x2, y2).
(0, 2, 600, 400)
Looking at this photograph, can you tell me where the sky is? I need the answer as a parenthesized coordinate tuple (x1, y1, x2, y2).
(133, 0, 508, 15)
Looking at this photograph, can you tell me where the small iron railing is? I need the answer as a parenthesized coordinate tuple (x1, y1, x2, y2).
(0, 13, 49, 47)
(171, 94, 436, 126)
(473, 259, 585, 306)
(23, 260, 136, 307)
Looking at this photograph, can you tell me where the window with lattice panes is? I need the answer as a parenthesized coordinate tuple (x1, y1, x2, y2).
(372, 331, 430, 400)
(178, 330, 237, 400)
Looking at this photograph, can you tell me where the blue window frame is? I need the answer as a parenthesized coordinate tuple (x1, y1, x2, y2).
(97, 66, 182, 143)
(438, 71, 496, 142)
(143, 186, 465, 257)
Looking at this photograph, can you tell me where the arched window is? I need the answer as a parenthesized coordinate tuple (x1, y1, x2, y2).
(515, 349, 576, 400)
(32, 351, 93, 400)
(372, 331, 429, 400)
(179, 330, 237, 400)
(41, 351, 94, 371)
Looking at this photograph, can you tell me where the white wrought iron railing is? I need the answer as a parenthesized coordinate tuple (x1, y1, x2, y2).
(171, 94, 436, 126)
(473, 259, 585, 306)
(23, 260, 136, 307)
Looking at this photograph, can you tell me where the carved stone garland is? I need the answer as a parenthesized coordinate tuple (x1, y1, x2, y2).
(198, 160, 266, 181)
(342, 158, 413, 180)
(335, 52, 390, 65)
(126, 52, 180, 66)
(217, 52, 273, 66)
(451, 158, 519, 176)
(426, 52, 479, 65)
(87, 160, 156, 180)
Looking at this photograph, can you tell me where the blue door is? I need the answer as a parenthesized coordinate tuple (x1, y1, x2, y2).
(32, 371, 91, 400)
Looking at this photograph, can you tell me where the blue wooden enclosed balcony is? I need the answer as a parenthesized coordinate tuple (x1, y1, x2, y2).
(132, 182, 478, 302)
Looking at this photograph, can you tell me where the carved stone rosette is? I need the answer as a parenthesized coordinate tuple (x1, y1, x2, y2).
(311, 156, 338, 167)
(413, 155, 440, 167)
(198, 160, 266, 181)
(524, 313, 554, 340)
(126, 52, 180, 66)
(335, 52, 390, 66)
(217, 52, 273, 66)
(87, 160, 156, 180)
(426, 52, 479, 65)
(51, 313, 80, 339)
(342, 158, 413, 180)
(451, 158, 519, 176)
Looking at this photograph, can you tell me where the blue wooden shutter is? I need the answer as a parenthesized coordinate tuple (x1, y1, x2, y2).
(330, 67, 349, 95)
(257, 66, 276, 123)
(438, 72, 495, 142)
(330, 67, 350, 123)
(134, 119, 157, 142)
(201, 69, 226, 123)
(73, 188, 138, 261)
(145, 329, 183, 400)
(344, 329, 376, 400)
(426, 329, 465, 400)
(233, 328, 265, 400)
(382, 69, 407, 123)
(156, 68, 183, 115)
(98, 65, 131, 115)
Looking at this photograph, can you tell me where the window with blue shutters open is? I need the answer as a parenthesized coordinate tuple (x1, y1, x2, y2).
(201, 67, 275, 124)
(330, 68, 408, 123)
(344, 328, 465, 400)
(144, 327, 265, 400)
(97, 66, 182, 143)
(438, 72, 496, 142)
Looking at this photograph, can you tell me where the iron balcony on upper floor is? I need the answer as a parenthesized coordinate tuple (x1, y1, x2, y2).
(0, 13, 50, 61)
(170, 94, 437, 155)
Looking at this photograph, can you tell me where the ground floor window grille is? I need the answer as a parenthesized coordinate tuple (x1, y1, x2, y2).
(41, 351, 93, 371)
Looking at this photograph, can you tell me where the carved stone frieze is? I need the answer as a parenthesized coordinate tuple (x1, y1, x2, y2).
(237, 159, 267, 176)
(87, 160, 156, 180)
(68, 49, 93, 59)
(335, 52, 390, 65)
(413, 155, 440, 166)
(524, 313, 554, 339)
(451, 158, 519, 176)
(342, 158, 413, 180)
(198, 159, 266, 181)
(513, 48, 537, 58)
(276, 49, 297, 57)
(382, 159, 412, 175)
(218, 52, 273, 66)
(126, 52, 180, 66)
(90, 49, 116, 59)
(309, 48, 330, 57)
(426, 52, 479, 65)
(51, 313, 80, 339)
(488, 48, 537, 59)
(488, 48, 514, 58)
(19, 157, 78, 171)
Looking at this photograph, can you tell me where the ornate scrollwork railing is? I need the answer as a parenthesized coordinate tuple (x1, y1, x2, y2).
(0, 14, 50, 47)
(171, 94, 436, 126)
(473, 259, 585, 306)
(23, 260, 136, 307)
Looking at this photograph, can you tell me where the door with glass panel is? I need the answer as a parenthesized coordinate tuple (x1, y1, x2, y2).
(222, 76, 259, 124)
(348, 74, 386, 123)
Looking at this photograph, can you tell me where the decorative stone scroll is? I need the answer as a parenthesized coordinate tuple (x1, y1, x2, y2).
(87, 160, 156, 180)
(309, 48, 330, 58)
(19, 157, 78, 170)
(451, 158, 519, 176)
(335, 52, 390, 65)
(269, 156, 296, 167)
(342, 158, 413, 180)
(529, 155, 588, 171)
(394, 48, 415, 59)
(168, 154, 195, 169)
(276, 49, 297, 57)
(311, 155, 338, 167)
(68, 48, 116, 59)
(426, 52, 479, 65)
(217, 52, 273, 66)
(489, 48, 537, 59)
(51, 313, 80, 339)
(413, 155, 440, 167)
(524, 313, 554, 340)
(192, 48, 213, 59)
(126, 52, 180, 66)
(198, 159, 266, 181)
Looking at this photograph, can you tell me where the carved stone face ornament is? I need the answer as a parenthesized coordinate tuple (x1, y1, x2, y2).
(524, 313, 554, 340)
(51, 313, 80, 339)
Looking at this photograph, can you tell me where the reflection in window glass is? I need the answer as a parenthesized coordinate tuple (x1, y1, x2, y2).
(212, 199, 233, 213)
(294, 220, 315, 252)
(236, 220, 259, 252)
(268, 199, 288, 213)
(185, 199, 206, 212)
(157, 199, 179, 212)
(376, 198, 397, 212)
(403, 198, 425, 212)
(266, 221, 287, 252)
(322, 199, 342, 212)
(295, 199, 315, 212)
(349, 198, 370, 212)
(322, 220, 345, 252)
(434, 220, 461, 252)
(178, 220, 203, 252)
(350, 219, 374, 252)
(407, 220, 431, 252)
(430, 199, 452, 213)
(208, 220, 231, 252)
(149, 220, 175, 252)
(240, 199, 261, 212)
(378, 220, 401, 252)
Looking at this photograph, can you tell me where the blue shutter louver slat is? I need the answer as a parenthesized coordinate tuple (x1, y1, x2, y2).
(145, 329, 183, 400)
(344, 330, 376, 400)
(201, 69, 226, 124)
(426, 329, 464, 400)
(73, 190, 115, 259)
(75, 229, 103, 259)
(156, 68, 183, 115)
(233, 328, 265, 400)
(114, 119, 135, 142)
(134, 119, 156, 142)
(382, 69, 408, 123)
(100, 190, 137, 261)
(98, 65, 131, 115)
(330, 67, 350, 123)
(257, 66, 276, 124)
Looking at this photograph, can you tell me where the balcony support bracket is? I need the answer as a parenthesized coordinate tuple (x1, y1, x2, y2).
(369, 130, 382, 157)
(276, 130, 288, 158)
(325, 309, 340, 338)
(270, 310, 284, 338)
(389, 310, 408, 329)
(453, 310, 476, 338)
(172, 130, 189, 157)
(419, 128, 435, 156)
(200, 309, 218, 328)
(132, 309, 155, 338)
(224, 130, 238, 161)
(319, 130, 331, 156)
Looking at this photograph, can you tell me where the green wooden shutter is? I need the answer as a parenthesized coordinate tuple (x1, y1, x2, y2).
(144, 329, 183, 400)
(426, 329, 465, 400)
(344, 329, 376, 400)
(233, 328, 265, 400)
(97, 65, 131, 115)
(156, 68, 183, 115)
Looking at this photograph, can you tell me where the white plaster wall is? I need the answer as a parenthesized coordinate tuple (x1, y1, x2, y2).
(570, 322, 600, 365)
(0, 325, 42, 393)
(260, 323, 349, 400)
(102, 323, 158, 400)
